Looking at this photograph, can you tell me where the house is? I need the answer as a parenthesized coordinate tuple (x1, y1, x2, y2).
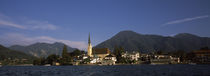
(122, 51, 140, 61)
(90, 57, 100, 64)
(102, 54, 117, 65)
(104, 54, 117, 62)
(150, 55, 180, 64)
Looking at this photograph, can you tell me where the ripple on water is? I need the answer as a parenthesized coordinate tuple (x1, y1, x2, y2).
(0, 65, 210, 76)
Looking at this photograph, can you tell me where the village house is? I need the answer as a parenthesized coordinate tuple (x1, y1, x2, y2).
(101, 54, 117, 65)
(122, 51, 140, 61)
(150, 55, 180, 64)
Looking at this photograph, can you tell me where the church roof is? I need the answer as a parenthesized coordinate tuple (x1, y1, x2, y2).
(105, 54, 115, 57)
(92, 48, 110, 54)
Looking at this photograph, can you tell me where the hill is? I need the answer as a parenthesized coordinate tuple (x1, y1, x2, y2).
(9, 42, 76, 57)
(95, 30, 210, 53)
(0, 45, 35, 61)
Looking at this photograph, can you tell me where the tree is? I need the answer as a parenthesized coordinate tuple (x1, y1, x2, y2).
(170, 50, 187, 62)
(46, 54, 59, 65)
(60, 45, 72, 65)
(200, 47, 209, 50)
(113, 46, 125, 63)
(70, 49, 82, 57)
(62, 45, 68, 58)
(33, 57, 46, 65)
(156, 50, 164, 55)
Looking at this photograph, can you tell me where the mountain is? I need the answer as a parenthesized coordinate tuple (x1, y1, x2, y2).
(9, 42, 76, 57)
(0, 45, 35, 60)
(95, 30, 210, 53)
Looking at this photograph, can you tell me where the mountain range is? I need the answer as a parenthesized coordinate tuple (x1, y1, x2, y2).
(95, 30, 210, 53)
(0, 45, 35, 60)
(4, 30, 210, 57)
(9, 42, 76, 57)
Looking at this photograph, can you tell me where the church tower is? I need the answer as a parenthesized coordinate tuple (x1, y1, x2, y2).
(87, 33, 92, 57)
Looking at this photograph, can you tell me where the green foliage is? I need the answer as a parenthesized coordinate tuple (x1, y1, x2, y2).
(60, 45, 72, 65)
(200, 47, 209, 50)
(62, 45, 69, 58)
(70, 49, 82, 57)
(46, 54, 59, 65)
(33, 57, 46, 65)
(113, 46, 125, 63)
(155, 50, 164, 55)
(81, 58, 91, 64)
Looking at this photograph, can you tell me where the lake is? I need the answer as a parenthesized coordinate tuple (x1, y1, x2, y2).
(0, 64, 210, 76)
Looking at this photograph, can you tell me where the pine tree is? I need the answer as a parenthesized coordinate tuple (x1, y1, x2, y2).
(61, 45, 72, 65)
(62, 45, 68, 58)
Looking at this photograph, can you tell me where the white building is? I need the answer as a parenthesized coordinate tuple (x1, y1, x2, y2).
(104, 54, 117, 62)
(122, 51, 140, 61)
(90, 57, 100, 64)
(150, 55, 180, 64)
(102, 54, 117, 65)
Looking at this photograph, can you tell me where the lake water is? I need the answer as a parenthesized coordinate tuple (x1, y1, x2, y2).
(0, 64, 210, 76)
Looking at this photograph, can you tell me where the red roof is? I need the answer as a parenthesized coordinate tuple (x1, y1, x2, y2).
(92, 48, 111, 54)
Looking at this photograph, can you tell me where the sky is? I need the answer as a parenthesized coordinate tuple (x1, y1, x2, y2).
(0, 0, 210, 50)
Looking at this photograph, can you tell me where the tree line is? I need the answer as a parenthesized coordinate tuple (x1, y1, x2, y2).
(33, 45, 85, 65)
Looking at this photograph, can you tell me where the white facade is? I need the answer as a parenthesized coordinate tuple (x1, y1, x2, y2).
(122, 51, 140, 61)
(90, 58, 100, 63)
(104, 56, 117, 62)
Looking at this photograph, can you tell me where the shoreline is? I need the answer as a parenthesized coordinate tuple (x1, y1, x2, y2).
(2, 63, 209, 67)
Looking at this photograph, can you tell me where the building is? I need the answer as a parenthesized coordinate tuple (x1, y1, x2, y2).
(104, 54, 117, 62)
(92, 48, 111, 60)
(193, 49, 210, 64)
(87, 33, 93, 57)
(87, 34, 111, 64)
(122, 51, 140, 61)
(150, 55, 180, 64)
(90, 57, 100, 64)
(101, 54, 117, 65)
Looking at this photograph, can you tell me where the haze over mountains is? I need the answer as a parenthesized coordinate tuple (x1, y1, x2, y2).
(95, 31, 210, 53)
(9, 42, 76, 57)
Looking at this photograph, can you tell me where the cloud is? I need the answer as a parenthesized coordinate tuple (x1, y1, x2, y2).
(25, 20, 57, 30)
(0, 33, 87, 50)
(0, 13, 57, 30)
(162, 15, 209, 26)
(0, 20, 26, 29)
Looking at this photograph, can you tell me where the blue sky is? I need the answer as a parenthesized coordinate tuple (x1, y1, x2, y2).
(0, 0, 210, 50)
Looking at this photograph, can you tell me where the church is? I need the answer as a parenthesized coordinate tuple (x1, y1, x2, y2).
(87, 34, 111, 61)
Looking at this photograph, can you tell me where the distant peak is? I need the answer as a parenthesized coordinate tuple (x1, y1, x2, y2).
(117, 30, 140, 35)
(119, 30, 136, 33)
(53, 42, 64, 45)
(174, 33, 199, 38)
